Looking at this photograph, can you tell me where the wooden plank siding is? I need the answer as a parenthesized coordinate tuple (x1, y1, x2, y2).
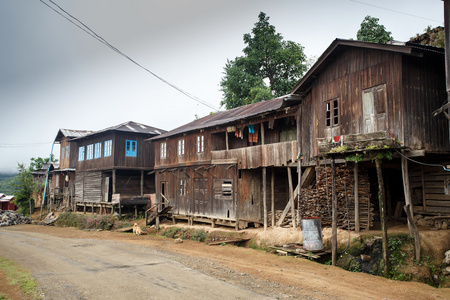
(211, 141, 297, 169)
(402, 54, 448, 151)
(76, 132, 155, 172)
(296, 46, 447, 166)
(75, 171, 102, 203)
(410, 164, 450, 214)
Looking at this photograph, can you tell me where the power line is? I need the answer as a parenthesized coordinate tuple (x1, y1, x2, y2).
(39, 0, 220, 111)
(0, 142, 53, 148)
(350, 0, 444, 25)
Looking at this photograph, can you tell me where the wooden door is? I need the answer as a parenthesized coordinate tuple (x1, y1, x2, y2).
(194, 178, 209, 216)
(362, 84, 387, 133)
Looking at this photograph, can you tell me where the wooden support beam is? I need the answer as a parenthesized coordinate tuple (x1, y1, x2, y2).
(401, 150, 414, 236)
(287, 167, 296, 228)
(225, 131, 229, 150)
(375, 157, 389, 278)
(271, 169, 275, 227)
(331, 157, 337, 266)
(140, 170, 144, 197)
(276, 184, 299, 226)
(112, 169, 116, 194)
(261, 122, 265, 145)
(263, 167, 267, 230)
(354, 162, 360, 234)
(404, 204, 421, 261)
(297, 104, 302, 227)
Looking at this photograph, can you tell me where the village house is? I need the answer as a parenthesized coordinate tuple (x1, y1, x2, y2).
(151, 38, 449, 231)
(71, 121, 166, 215)
(291, 38, 449, 231)
(150, 97, 304, 229)
(49, 129, 94, 209)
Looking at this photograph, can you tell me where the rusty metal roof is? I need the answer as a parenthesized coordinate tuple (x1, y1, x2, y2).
(291, 38, 445, 96)
(71, 121, 166, 141)
(151, 95, 299, 140)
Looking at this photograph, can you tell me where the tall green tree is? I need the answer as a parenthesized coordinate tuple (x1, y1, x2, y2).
(357, 16, 393, 44)
(13, 163, 35, 215)
(220, 12, 307, 109)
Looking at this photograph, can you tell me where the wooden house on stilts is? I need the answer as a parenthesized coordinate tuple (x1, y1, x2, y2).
(72, 121, 166, 215)
(151, 97, 306, 229)
(151, 38, 450, 231)
(291, 39, 450, 232)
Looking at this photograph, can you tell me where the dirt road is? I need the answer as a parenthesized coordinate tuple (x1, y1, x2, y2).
(0, 225, 449, 300)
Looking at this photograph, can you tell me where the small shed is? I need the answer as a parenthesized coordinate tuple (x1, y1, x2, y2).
(0, 195, 15, 211)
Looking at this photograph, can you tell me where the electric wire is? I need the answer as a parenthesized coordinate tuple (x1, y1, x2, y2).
(350, 0, 444, 24)
(0, 142, 53, 148)
(39, 0, 220, 111)
(394, 149, 450, 171)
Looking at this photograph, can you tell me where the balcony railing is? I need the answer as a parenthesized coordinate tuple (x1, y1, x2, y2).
(211, 140, 298, 168)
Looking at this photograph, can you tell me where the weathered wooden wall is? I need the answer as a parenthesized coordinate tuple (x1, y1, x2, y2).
(155, 164, 237, 220)
(75, 171, 102, 202)
(410, 162, 450, 214)
(298, 47, 447, 166)
(402, 54, 448, 151)
(76, 132, 155, 172)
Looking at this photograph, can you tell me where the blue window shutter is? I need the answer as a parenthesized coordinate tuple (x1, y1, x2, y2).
(126, 140, 137, 157)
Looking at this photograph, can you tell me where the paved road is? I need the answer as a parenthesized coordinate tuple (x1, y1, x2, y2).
(0, 229, 273, 300)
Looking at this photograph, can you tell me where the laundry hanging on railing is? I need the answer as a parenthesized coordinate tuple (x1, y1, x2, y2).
(248, 125, 258, 143)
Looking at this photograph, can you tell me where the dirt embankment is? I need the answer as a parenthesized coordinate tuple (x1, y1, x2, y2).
(3, 217, 450, 300)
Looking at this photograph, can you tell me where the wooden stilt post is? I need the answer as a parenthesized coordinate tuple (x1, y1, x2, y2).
(331, 157, 337, 266)
(354, 162, 360, 234)
(140, 170, 144, 197)
(287, 167, 296, 228)
(375, 157, 389, 278)
(297, 104, 302, 228)
(263, 167, 267, 230)
(112, 169, 116, 195)
(404, 204, 421, 262)
(271, 169, 275, 227)
(225, 131, 229, 150)
(401, 150, 414, 236)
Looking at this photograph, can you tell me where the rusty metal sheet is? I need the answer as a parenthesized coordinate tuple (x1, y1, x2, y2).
(151, 96, 299, 141)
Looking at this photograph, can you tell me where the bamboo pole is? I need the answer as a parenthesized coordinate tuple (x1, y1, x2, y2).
(331, 157, 337, 266)
(375, 157, 389, 278)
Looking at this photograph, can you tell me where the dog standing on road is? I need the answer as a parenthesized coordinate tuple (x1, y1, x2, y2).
(133, 223, 143, 235)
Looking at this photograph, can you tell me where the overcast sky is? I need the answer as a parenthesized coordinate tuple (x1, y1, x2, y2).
(0, 0, 445, 173)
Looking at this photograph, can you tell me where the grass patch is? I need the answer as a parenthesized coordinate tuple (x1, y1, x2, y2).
(56, 213, 131, 231)
(160, 227, 209, 242)
(0, 257, 40, 299)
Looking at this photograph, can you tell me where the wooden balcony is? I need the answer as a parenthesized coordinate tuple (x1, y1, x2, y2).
(211, 141, 298, 169)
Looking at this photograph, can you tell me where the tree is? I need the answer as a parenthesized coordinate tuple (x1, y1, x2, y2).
(28, 154, 57, 172)
(13, 163, 35, 215)
(12, 156, 57, 215)
(410, 26, 444, 48)
(220, 12, 307, 109)
(357, 16, 393, 44)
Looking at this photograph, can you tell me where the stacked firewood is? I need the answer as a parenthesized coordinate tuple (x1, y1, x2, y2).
(299, 165, 374, 229)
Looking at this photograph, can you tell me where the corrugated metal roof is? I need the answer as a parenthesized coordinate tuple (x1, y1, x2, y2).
(71, 121, 167, 141)
(151, 95, 299, 140)
(291, 38, 445, 95)
(55, 129, 95, 142)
